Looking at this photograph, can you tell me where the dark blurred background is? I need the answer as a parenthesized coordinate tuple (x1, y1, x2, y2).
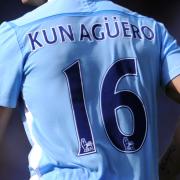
(0, 0, 179, 179)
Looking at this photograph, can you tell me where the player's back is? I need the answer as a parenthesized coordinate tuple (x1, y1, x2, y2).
(7, 0, 165, 179)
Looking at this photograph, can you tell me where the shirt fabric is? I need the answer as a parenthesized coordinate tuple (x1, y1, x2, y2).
(0, 0, 180, 179)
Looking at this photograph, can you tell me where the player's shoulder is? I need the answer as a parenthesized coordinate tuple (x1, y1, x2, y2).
(9, 2, 54, 27)
(95, 1, 155, 22)
(5, 0, 165, 34)
(9, 0, 154, 26)
(99, 1, 167, 37)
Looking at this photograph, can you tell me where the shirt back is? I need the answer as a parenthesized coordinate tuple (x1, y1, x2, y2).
(0, 0, 180, 179)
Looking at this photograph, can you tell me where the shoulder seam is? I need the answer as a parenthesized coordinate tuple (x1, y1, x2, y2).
(6, 22, 24, 76)
(11, 10, 155, 28)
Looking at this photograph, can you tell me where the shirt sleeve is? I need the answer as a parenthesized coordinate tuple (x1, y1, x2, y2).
(159, 23, 180, 87)
(0, 22, 23, 108)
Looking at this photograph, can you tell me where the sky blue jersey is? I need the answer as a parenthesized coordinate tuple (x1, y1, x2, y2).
(0, 0, 180, 179)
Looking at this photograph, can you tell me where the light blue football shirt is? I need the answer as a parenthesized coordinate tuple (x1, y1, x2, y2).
(0, 0, 180, 179)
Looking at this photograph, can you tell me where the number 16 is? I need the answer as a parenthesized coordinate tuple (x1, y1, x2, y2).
(64, 58, 147, 156)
